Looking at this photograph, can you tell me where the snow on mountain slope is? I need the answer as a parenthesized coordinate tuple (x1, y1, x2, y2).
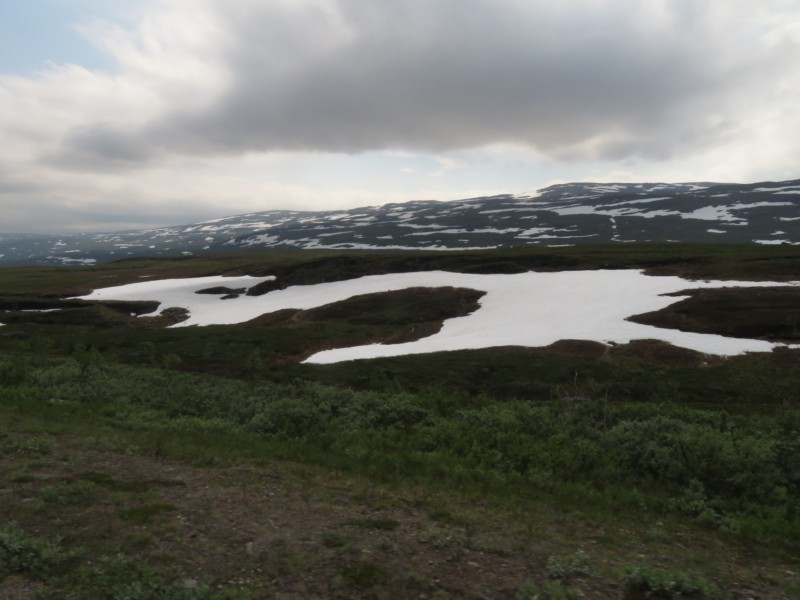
(2, 179, 798, 266)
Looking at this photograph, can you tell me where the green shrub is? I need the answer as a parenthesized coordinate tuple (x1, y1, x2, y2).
(0, 434, 53, 457)
(418, 527, 465, 548)
(5, 353, 800, 548)
(519, 581, 585, 600)
(346, 517, 400, 531)
(623, 565, 716, 599)
(334, 561, 388, 590)
(75, 554, 248, 600)
(608, 417, 785, 503)
(0, 524, 62, 580)
(0, 358, 30, 385)
(320, 531, 353, 549)
(119, 503, 177, 525)
(546, 550, 590, 580)
(105, 578, 248, 600)
(38, 480, 97, 505)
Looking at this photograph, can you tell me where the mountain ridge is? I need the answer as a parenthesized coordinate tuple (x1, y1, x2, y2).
(2, 178, 798, 266)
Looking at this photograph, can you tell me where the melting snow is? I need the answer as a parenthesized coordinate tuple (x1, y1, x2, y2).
(612, 197, 673, 205)
(406, 229, 469, 236)
(74, 271, 800, 360)
(48, 257, 97, 265)
(753, 186, 800, 192)
(513, 189, 543, 199)
(519, 227, 555, 236)
(398, 223, 450, 230)
(553, 205, 681, 219)
(240, 234, 280, 246)
(406, 228, 521, 236)
(479, 208, 537, 214)
(734, 201, 794, 209)
(682, 206, 744, 222)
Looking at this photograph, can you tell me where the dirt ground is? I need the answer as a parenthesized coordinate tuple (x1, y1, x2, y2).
(2, 433, 798, 599)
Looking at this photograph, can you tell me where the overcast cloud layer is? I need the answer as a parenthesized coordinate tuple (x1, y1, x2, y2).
(2, 0, 800, 232)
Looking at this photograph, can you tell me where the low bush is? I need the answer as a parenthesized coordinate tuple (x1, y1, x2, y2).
(69, 554, 249, 600)
(519, 581, 585, 600)
(546, 550, 590, 581)
(622, 565, 717, 599)
(0, 524, 62, 581)
(3, 354, 800, 549)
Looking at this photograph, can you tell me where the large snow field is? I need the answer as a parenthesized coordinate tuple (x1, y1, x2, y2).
(73, 270, 800, 363)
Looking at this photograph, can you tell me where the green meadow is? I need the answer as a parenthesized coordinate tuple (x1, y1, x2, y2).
(1, 244, 799, 599)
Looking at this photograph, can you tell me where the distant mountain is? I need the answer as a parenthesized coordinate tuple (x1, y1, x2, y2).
(2, 179, 798, 266)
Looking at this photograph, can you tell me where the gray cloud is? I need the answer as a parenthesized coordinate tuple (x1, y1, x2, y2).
(49, 122, 154, 170)
(4, 0, 799, 235)
(52, 0, 798, 166)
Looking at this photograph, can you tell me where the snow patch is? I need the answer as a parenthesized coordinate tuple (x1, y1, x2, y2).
(753, 186, 800, 192)
(682, 206, 744, 222)
(74, 271, 800, 359)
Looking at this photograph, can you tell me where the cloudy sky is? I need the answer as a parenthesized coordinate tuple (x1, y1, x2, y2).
(2, 0, 799, 233)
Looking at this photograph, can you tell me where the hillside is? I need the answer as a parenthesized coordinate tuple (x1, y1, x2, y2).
(1, 179, 798, 266)
(2, 245, 800, 598)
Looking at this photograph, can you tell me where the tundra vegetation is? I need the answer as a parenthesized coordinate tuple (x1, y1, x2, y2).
(1, 244, 799, 599)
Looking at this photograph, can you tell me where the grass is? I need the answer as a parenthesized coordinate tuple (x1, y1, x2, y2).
(1, 244, 800, 597)
(1, 395, 798, 597)
(2, 242, 798, 294)
(3, 355, 800, 552)
(622, 565, 719, 599)
(119, 503, 177, 525)
(630, 286, 800, 342)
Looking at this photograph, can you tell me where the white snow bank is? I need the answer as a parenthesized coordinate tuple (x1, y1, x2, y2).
(754, 240, 799, 246)
(74, 276, 273, 326)
(682, 206, 744, 222)
(74, 271, 800, 361)
(303, 271, 798, 363)
(753, 186, 800, 192)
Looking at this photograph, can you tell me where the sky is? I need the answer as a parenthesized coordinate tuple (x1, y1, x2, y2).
(1, 0, 800, 233)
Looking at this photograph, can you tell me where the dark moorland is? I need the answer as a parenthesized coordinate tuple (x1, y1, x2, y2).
(1, 244, 800, 599)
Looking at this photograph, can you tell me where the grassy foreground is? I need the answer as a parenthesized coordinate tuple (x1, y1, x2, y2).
(2, 353, 800, 599)
(1, 244, 800, 598)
